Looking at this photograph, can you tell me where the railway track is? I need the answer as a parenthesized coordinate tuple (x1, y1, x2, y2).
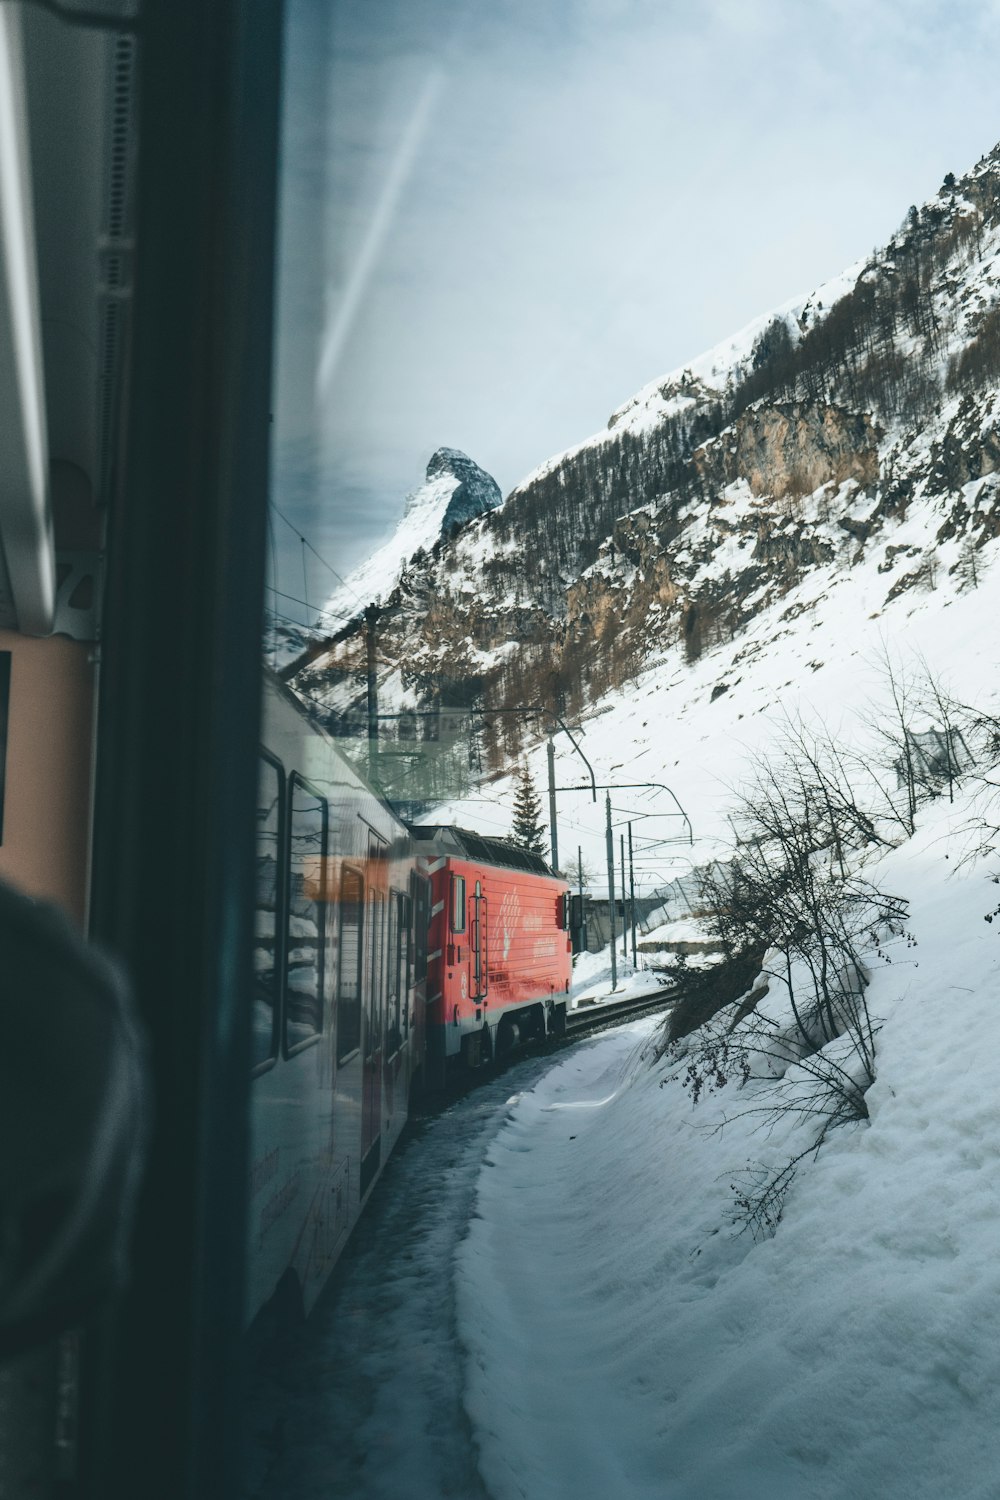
(566, 984, 678, 1035)
(419, 985, 679, 1113)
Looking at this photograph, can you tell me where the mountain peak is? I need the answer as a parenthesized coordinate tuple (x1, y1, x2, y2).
(421, 447, 502, 531)
(324, 449, 501, 625)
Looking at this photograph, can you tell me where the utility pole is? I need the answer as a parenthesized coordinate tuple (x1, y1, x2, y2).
(546, 736, 559, 873)
(605, 793, 617, 990)
(628, 822, 637, 968)
(620, 833, 627, 961)
(364, 602, 380, 783)
(578, 845, 586, 954)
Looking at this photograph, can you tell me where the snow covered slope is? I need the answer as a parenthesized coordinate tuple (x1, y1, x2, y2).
(457, 783, 1000, 1499)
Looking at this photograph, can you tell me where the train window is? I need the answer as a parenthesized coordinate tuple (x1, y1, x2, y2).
(451, 873, 466, 933)
(285, 774, 328, 1053)
(336, 867, 364, 1064)
(253, 754, 283, 1072)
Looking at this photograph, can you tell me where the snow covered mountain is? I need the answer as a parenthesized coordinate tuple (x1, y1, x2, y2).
(321, 446, 501, 625)
(294, 143, 1000, 823)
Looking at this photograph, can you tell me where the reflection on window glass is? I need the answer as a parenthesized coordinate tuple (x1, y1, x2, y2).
(286, 776, 327, 1048)
(253, 757, 282, 1069)
(337, 867, 364, 1063)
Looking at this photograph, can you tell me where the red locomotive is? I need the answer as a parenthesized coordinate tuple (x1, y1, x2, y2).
(411, 825, 572, 1084)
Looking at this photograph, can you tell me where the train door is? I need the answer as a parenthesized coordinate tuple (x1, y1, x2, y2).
(360, 829, 386, 1195)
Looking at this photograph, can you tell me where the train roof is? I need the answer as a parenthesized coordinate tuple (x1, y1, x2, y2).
(408, 824, 559, 878)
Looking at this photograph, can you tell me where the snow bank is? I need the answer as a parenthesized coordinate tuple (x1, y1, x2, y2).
(569, 946, 666, 1006)
(456, 792, 1000, 1499)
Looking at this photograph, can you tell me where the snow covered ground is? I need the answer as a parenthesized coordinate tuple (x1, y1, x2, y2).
(436, 476, 1000, 911)
(241, 1051, 562, 1500)
(569, 947, 667, 1007)
(246, 774, 1000, 1499)
(458, 789, 1000, 1500)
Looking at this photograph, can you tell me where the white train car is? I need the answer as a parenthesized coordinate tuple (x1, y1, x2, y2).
(246, 673, 429, 1323)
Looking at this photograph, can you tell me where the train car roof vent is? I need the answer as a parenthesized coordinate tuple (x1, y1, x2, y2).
(409, 823, 556, 876)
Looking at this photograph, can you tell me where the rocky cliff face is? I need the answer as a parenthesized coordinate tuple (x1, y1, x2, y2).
(705, 402, 881, 501)
(294, 143, 1000, 786)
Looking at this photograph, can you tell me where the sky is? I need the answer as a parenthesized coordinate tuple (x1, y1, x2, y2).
(268, 0, 1000, 621)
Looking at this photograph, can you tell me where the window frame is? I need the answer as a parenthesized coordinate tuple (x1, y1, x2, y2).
(283, 770, 329, 1059)
(252, 749, 285, 1079)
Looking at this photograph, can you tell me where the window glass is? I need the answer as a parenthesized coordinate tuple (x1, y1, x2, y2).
(285, 776, 328, 1049)
(253, 756, 282, 1070)
(451, 874, 466, 933)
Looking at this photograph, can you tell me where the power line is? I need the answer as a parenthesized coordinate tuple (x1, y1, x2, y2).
(264, 582, 357, 626)
(270, 502, 368, 613)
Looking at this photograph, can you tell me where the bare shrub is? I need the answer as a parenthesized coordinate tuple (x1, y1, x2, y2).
(663, 728, 910, 1238)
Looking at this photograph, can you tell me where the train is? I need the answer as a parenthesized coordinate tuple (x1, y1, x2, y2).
(248, 673, 571, 1325)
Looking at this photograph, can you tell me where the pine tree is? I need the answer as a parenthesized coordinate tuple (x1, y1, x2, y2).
(511, 765, 547, 857)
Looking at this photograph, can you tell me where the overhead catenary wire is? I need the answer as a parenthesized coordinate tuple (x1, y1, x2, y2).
(270, 501, 368, 613)
(264, 583, 357, 626)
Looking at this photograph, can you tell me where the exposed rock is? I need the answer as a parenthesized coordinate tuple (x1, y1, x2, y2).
(423, 447, 502, 533)
(698, 401, 880, 502)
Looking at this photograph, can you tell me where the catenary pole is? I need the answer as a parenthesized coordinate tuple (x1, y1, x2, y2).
(578, 845, 585, 953)
(620, 833, 627, 960)
(364, 602, 380, 783)
(547, 736, 559, 872)
(605, 793, 617, 990)
(629, 822, 637, 967)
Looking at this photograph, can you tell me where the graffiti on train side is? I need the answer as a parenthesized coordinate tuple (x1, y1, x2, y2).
(497, 887, 521, 961)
